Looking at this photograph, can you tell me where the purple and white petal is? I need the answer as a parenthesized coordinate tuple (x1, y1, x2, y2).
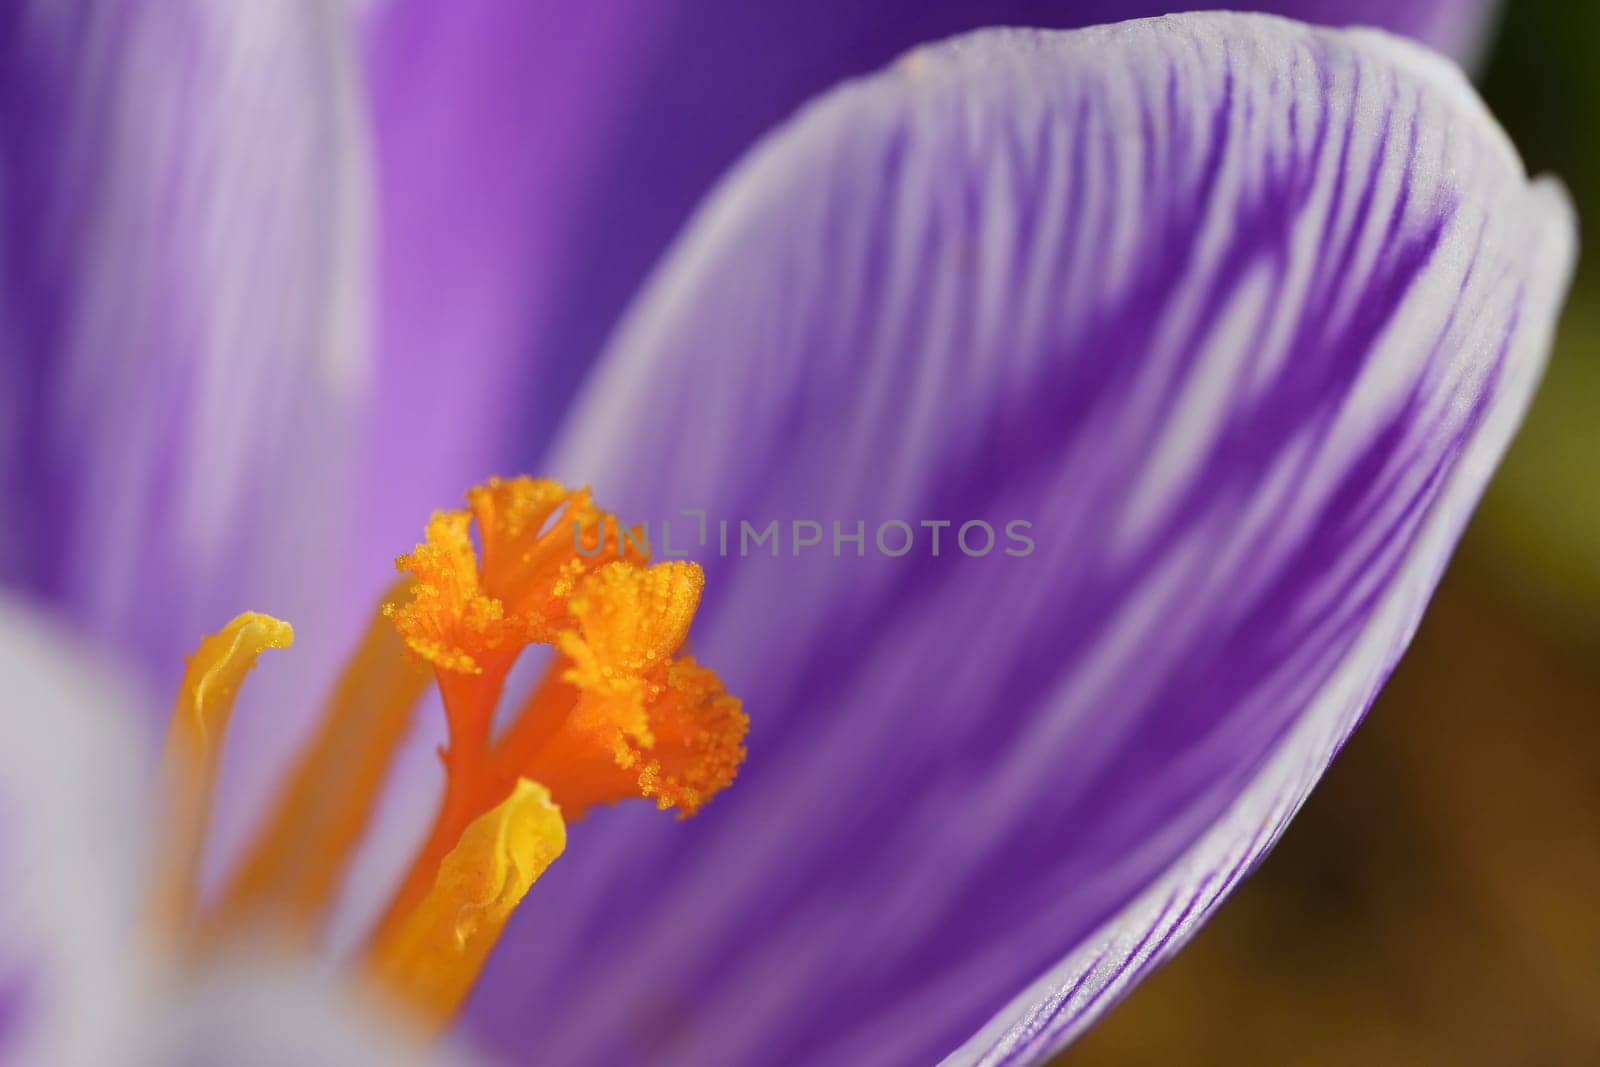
(357, 0, 1499, 569)
(461, 14, 1572, 1065)
(0, 3, 371, 706)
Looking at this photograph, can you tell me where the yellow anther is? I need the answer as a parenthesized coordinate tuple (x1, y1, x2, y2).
(158, 612, 293, 931)
(377, 480, 744, 944)
(366, 779, 566, 1031)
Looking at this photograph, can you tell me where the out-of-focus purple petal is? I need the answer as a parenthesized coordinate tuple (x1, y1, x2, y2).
(0, 966, 27, 1063)
(0, 3, 371, 704)
(0, 597, 154, 1064)
(357, 0, 1498, 571)
(0, 895, 33, 1066)
(462, 15, 1571, 1064)
(354, 1, 666, 581)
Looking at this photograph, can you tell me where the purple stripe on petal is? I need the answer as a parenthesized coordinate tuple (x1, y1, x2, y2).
(0, 3, 370, 708)
(0, 968, 27, 1063)
(459, 15, 1571, 1065)
(0, 807, 33, 1066)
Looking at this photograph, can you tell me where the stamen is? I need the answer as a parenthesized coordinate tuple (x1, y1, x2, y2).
(366, 778, 565, 1031)
(157, 612, 293, 930)
(159, 476, 744, 1034)
(212, 581, 430, 937)
(374, 478, 646, 940)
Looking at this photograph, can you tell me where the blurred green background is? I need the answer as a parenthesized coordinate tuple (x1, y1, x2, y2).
(1069, 4, 1600, 1063)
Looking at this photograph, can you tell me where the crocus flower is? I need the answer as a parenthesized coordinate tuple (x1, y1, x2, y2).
(0, 6, 1575, 1067)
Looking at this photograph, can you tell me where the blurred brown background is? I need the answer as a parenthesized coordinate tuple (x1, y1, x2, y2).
(1068, 3, 1600, 1063)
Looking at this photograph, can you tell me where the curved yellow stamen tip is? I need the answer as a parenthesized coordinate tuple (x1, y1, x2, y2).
(367, 778, 565, 1030)
(179, 613, 295, 738)
(159, 612, 293, 929)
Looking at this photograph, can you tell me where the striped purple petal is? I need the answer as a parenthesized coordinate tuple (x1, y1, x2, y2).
(358, 0, 1500, 575)
(0, 3, 370, 703)
(460, 14, 1572, 1065)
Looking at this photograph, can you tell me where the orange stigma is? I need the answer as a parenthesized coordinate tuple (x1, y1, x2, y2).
(156, 476, 747, 1031)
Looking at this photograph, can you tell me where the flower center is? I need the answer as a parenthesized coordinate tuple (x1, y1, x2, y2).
(157, 477, 746, 1031)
